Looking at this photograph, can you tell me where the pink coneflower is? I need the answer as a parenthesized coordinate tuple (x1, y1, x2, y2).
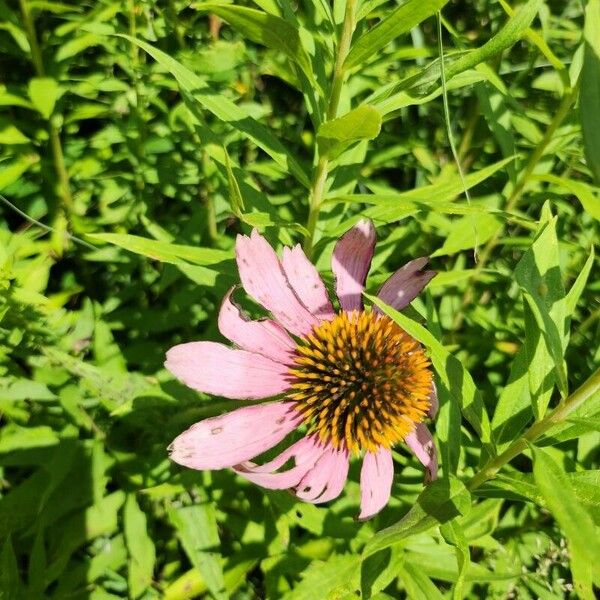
(166, 220, 438, 519)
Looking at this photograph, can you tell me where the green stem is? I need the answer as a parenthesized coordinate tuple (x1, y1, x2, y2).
(19, 0, 74, 222)
(303, 0, 357, 256)
(467, 366, 600, 491)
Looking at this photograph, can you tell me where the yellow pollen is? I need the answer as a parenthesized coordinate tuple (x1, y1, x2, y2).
(288, 310, 433, 454)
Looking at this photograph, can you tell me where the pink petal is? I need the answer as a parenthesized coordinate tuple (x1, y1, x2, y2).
(375, 257, 436, 312)
(165, 341, 291, 399)
(332, 219, 376, 311)
(295, 445, 349, 504)
(428, 382, 439, 419)
(168, 402, 301, 470)
(405, 423, 438, 483)
(236, 230, 318, 337)
(358, 447, 394, 520)
(233, 435, 325, 489)
(282, 245, 335, 320)
(218, 287, 296, 364)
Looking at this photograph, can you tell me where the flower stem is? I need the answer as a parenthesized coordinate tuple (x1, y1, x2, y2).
(303, 0, 357, 257)
(466, 366, 600, 491)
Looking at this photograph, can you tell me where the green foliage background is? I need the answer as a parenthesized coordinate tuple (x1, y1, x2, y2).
(1, 0, 599, 598)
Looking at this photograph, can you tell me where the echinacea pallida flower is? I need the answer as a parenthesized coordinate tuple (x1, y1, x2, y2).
(166, 220, 438, 520)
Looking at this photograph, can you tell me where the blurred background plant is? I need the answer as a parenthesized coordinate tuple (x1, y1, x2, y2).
(0, 0, 599, 598)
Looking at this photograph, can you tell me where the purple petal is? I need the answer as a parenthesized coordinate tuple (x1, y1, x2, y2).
(236, 230, 318, 336)
(233, 435, 325, 489)
(358, 447, 394, 520)
(282, 245, 335, 320)
(218, 287, 296, 364)
(405, 423, 438, 483)
(332, 219, 376, 311)
(168, 402, 301, 470)
(295, 445, 350, 504)
(375, 257, 436, 312)
(165, 341, 291, 399)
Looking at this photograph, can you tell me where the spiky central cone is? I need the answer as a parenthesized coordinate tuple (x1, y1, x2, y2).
(288, 311, 433, 453)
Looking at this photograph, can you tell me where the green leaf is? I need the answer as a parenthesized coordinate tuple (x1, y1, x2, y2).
(398, 561, 445, 600)
(431, 213, 501, 257)
(28, 77, 61, 119)
(86, 233, 234, 267)
(367, 294, 491, 443)
(363, 477, 471, 557)
(514, 212, 568, 417)
(124, 495, 156, 599)
(317, 105, 382, 157)
(0, 120, 30, 144)
(196, 4, 318, 88)
(343, 156, 515, 223)
(0, 155, 39, 190)
(167, 503, 226, 600)
(0, 535, 22, 599)
(368, 0, 542, 108)
(344, 0, 449, 69)
(285, 554, 361, 600)
(119, 35, 310, 187)
(531, 445, 600, 597)
(491, 346, 532, 451)
(565, 246, 595, 315)
(440, 520, 470, 600)
(223, 146, 245, 215)
(581, 0, 600, 184)
(534, 174, 600, 220)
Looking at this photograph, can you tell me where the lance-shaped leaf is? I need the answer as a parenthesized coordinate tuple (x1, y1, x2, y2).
(514, 210, 568, 418)
(317, 105, 382, 157)
(581, 0, 600, 184)
(345, 0, 449, 69)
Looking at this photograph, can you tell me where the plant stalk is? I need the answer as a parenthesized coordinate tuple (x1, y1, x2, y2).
(19, 0, 74, 225)
(303, 0, 357, 256)
(467, 366, 600, 491)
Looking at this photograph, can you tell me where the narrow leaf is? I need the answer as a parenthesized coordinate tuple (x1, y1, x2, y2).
(345, 0, 449, 69)
(581, 0, 600, 184)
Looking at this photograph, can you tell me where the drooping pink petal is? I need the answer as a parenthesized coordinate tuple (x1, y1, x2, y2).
(282, 245, 335, 321)
(233, 435, 325, 489)
(295, 445, 349, 504)
(358, 447, 394, 520)
(168, 402, 301, 470)
(405, 423, 438, 482)
(428, 382, 439, 419)
(165, 341, 291, 399)
(218, 287, 296, 364)
(236, 230, 318, 336)
(375, 257, 436, 312)
(332, 219, 376, 311)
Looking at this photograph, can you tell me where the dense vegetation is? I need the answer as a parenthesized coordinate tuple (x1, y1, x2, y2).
(1, 0, 599, 598)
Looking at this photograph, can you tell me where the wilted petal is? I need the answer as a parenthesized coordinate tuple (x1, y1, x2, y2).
(332, 219, 376, 311)
(282, 245, 335, 320)
(295, 445, 349, 504)
(218, 287, 296, 364)
(405, 423, 438, 482)
(236, 230, 318, 336)
(358, 447, 394, 520)
(165, 341, 291, 399)
(168, 402, 301, 470)
(233, 435, 325, 489)
(428, 382, 438, 418)
(375, 257, 436, 312)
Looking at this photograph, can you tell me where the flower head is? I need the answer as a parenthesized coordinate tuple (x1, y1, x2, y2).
(166, 220, 438, 519)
